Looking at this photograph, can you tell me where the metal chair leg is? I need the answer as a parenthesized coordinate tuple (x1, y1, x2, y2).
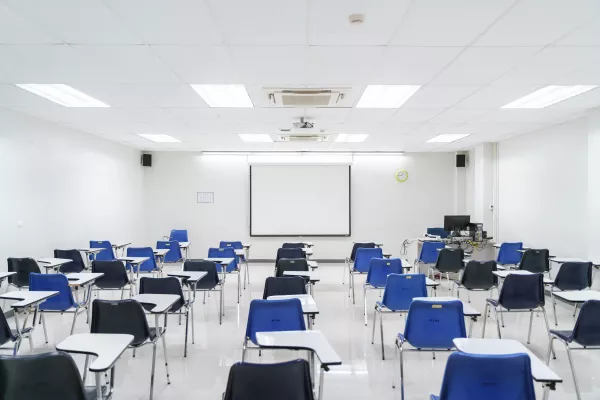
(482, 303, 489, 337)
(184, 309, 189, 358)
(161, 331, 171, 384)
(41, 313, 49, 343)
(500, 305, 505, 327)
(241, 339, 248, 362)
(493, 307, 502, 338)
(191, 305, 195, 345)
(392, 340, 397, 389)
(541, 307, 556, 359)
(379, 307, 385, 360)
(351, 273, 356, 304)
(371, 307, 378, 344)
(149, 342, 157, 400)
(83, 354, 90, 384)
(545, 336, 555, 364)
(551, 291, 558, 326)
(527, 310, 534, 344)
(565, 344, 582, 400)
(363, 285, 368, 325)
(399, 342, 405, 400)
(573, 303, 578, 317)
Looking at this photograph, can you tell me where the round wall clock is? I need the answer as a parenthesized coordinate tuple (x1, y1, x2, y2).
(395, 169, 409, 182)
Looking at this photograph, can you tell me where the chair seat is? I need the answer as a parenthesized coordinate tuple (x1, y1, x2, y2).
(84, 384, 108, 400)
(550, 329, 573, 343)
(131, 327, 159, 347)
(366, 282, 386, 289)
(351, 269, 367, 274)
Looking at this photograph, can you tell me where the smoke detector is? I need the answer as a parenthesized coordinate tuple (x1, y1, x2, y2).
(348, 13, 365, 24)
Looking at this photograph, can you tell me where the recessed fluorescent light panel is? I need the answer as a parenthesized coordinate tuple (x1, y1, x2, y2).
(137, 134, 181, 143)
(15, 84, 109, 107)
(191, 84, 253, 108)
(427, 134, 471, 143)
(356, 85, 421, 108)
(502, 85, 598, 109)
(335, 134, 369, 143)
(238, 134, 273, 143)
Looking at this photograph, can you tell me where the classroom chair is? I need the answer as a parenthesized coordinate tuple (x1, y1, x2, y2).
(184, 260, 224, 324)
(276, 258, 309, 277)
(242, 299, 305, 362)
(139, 277, 193, 357)
(6, 257, 40, 290)
(0, 305, 32, 355)
(208, 247, 240, 302)
(482, 273, 554, 358)
(372, 273, 427, 360)
(453, 260, 498, 303)
(282, 242, 305, 249)
(91, 299, 170, 400)
(29, 273, 88, 343)
(53, 249, 86, 273)
(220, 241, 248, 287)
(344, 242, 376, 284)
(549, 262, 592, 326)
(428, 248, 464, 289)
(89, 240, 116, 261)
(156, 240, 183, 264)
(414, 241, 445, 275)
(262, 276, 306, 299)
(519, 249, 550, 275)
(167, 229, 188, 243)
(349, 247, 383, 304)
(363, 258, 404, 325)
(224, 359, 315, 400)
(0, 351, 90, 400)
(431, 352, 535, 400)
(91, 260, 133, 298)
(393, 299, 466, 400)
(547, 300, 600, 400)
(128, 246, 161, 276)
(496, 242, 523, 269)
(275, 247, 305, 268)
(426, 227, 450, 238)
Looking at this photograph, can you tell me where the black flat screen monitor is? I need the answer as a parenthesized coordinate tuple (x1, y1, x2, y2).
(444, 215, 471, 232)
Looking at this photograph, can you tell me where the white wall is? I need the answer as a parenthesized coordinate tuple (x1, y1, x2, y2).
(143, 152, 457, 260)
(587, 112, 600, 261)
(0, 109, 144, 268)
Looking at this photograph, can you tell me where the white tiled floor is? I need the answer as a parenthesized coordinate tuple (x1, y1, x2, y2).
(8, 263, 600, 399)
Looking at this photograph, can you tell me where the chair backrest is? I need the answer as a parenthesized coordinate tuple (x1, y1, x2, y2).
(6, 258, 40, 288)
(404, 299, 466, 348)
(224, 359, 315, 400)
(170, 229, 188, 242)
(91, 260, 129, 289)
(262, 277, 306, 299)
(0, 306, 14, 347)
(282, 243, 304, 249)
(435, 248, 465, 273)
(427, 228, 450, 238)
(139, 277, 185, 312)
(349, 242, 376, 262)
(437, 352, 535, 400)
(53, 249, 86, 274)
(554, 262, 592, 291)
(460, 261, 497, 290)
(571, 300, 600, 346)
(156, 241, 183, 263)
(496, 242, 523, 265)
(276, 258, 309, 277)
(127, 247, 158, 272)
(366, 258, 404, 287)
(219, 241, 243, 250)
(354, 247, 384, 273)
(381, 274, 428, 311)
(0, 352, 87, 400)
(519, 249, 549, 273)
(418, 242, 445, 264)
(499, 273, 545, 310)
(91, 299, 151, 346)
(184, 260, 220, 289)
(275, 248, 305, 266)
(89, 240, 115, 261)
(208, 247, 238, 272)
(245, 299, 306, 344)
(29, 273, 75, 311)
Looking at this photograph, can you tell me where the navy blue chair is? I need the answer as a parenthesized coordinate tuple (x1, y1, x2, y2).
(242, 299, 305, 362)
(496, 242, 523, 269)
(372, 273, 427, 359)
(224, 359, 314, 400)
(519, 249, 550, 275)
(344, 242, 376, 284)
(415, 241, 445, 275)
(282, 242, 304, 249)
(209, 247, 240, 303)
(127, 247, 161, 276)
(453, 260, 498, 303)
(6, 258, 40, 289)
(547, 300, 600, 400)
(262, 277, 306, 299)
(184, 260, 225, 324)
(349, 247, 383, 304)
(53, 249, 86, 273)
(168, 229, 188, 243)
(91, 260, 133, 298)
(550, 262, 593, 326)
(426, 228, 450, 238)
(429, 248, 464, 288)
(29, 273, 86, 342)
(363, 258, 405, 325)
(157, 240, 183, 264)
(393, 299, 466, 400)
(0, 305, 31, 355)
(276, 258, 309, 278)
(431, 352, 535, 400)
(89, 240, 116, 261)
(275, 248, 305, 270)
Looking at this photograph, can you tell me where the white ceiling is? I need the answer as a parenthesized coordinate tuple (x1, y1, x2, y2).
(0, 0, 600, 152)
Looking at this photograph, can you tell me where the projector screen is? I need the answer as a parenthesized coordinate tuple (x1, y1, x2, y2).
(250, 165, 351, 236)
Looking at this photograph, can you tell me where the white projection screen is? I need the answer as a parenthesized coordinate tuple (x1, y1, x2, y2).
(250, 165, 351, 236)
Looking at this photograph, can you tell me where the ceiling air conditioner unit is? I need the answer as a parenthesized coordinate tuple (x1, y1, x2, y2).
(266, 88, 347, 107)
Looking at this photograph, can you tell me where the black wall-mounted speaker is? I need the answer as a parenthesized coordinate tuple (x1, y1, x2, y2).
(141, 154, 152, 167)
(456, 154, 466, 168)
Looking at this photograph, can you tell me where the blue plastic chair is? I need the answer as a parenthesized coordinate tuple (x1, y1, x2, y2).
(415, 242, 445, 275)
(275, 248, 305, 268)
(550, 262, 593, 326)
(349, 247, 383, 304)
(548, 300, 600, 399)
(209, 247, 240, 304)
(393, 299, 466, 400)
(89, 240, 116, 261)
(496, 242, 523, 268)
(157, 240, 183, 263)
(431, 352, 535, 400)
(372, 273, 428, 359)
(127, 247, 160, 277)
(220, 241, 248, 289)
(242, 299, 306, 361)
(282, 242, 305, 249)
(29, 273, 85, 341)
(427, 228, 450, 238)
(169, 229, 188, 242)
(363, 258, 405, 324)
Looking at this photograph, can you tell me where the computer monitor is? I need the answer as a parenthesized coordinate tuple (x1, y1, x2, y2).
(444, 215, 471, 232)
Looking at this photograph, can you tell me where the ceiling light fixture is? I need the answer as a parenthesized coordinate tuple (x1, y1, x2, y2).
(356, 85, 421, 108)
(501, 85, 598, 109)
(15, 84, 109, 107)
(335, 133, 369, 143)
(190, 84, 253, 108)
(238, 134, 273, 143)
(137, 134, 181, 143)
(427, 134, 470, 143)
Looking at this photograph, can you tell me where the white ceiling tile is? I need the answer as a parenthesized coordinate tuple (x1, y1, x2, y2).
(388, 108, 444, 123)
(306, 47, 385, 85)
(206, 0, 307, 46)
(0, 3, 59, 44)
(475, 0, 600, 46)
(166, 108, 226, 132)
(1, 45, 78, 83)
(454, 85, 541, 109)
(230, 46, 307, 84)
(391, 0, 517, 46)
(471, 108, 582, 124)
(132, 84, 209, 107)
(308, 0, 410, 46)
(68, 84, 155, 108)
(556, 16, 600, 46)
(403, 86, 479, 109)
(426, 108, 489, 124)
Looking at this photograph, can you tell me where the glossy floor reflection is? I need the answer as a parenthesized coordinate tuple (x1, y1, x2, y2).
(10, 263, 600, 399)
